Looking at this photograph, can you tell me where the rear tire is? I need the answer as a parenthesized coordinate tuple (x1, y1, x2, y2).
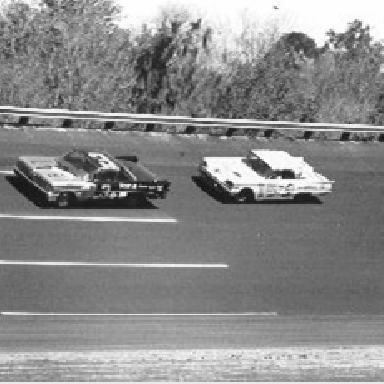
(235, 189, 254, 203)
(124, 194, 145, 208)
(293, 193, 312, 202)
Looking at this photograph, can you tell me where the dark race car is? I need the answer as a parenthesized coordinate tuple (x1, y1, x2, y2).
(14, 149, 170, 207)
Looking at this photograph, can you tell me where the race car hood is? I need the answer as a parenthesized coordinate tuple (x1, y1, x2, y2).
(34, 166, 93, 188)
(204, 157, 263, 184)
(18, 156, 93, 188)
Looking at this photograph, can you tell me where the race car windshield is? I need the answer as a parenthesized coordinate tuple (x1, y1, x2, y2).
(61, 152, 98, 173)
(244, 157, 274, 178)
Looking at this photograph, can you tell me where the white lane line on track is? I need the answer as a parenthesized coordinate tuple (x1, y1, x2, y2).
(0, 214, 177, 223)
(0, 170, 14, 175)
(0, 260, 228, 268)
(1, 311, 278, 316)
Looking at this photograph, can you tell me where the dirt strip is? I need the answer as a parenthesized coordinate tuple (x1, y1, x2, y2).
(1, 347, 384, 381)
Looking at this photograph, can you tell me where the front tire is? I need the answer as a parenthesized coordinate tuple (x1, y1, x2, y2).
(235, 189, 254, 203)
(56, 192, 72, 208)
(38, 195, 52, 209)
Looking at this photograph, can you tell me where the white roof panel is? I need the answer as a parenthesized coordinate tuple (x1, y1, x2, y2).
(251, 150, 305, 171)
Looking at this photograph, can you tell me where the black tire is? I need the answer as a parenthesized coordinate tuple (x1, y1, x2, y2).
(37, 194, 52, 209)
(235, 189, 254, 203)
(15, 172, 30, 189)
(124, 194, 145, 208)
(293, 193, 312, 202)
(56, 192, 73, 208)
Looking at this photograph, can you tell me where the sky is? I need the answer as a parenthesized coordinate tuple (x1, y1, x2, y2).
(117, 0, 384, 46)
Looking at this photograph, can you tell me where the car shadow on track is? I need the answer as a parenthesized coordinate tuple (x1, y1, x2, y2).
(191, 176, 323, 205)
(5, 175, 158, 210)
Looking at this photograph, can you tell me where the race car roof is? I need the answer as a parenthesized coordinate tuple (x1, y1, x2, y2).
(62, 150, 120, 172)
(250, 150, 306, 171)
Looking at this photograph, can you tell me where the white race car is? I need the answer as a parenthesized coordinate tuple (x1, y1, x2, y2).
(198, 149, 334, 202)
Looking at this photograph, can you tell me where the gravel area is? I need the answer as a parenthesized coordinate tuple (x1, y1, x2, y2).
(1, 347, 384, 381)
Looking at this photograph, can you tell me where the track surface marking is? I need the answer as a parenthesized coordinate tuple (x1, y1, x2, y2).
(0, 213, 177, 222)
(1, 311, 276, 316)
(0, 260, 227, 268)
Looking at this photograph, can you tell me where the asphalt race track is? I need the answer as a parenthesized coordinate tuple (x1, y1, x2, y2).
(0, 128, 384, 379)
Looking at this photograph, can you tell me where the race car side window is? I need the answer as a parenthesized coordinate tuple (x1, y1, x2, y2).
(282, 169, 296, 179)
(274, 169, 296, 179)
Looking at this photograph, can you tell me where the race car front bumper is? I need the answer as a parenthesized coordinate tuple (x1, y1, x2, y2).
(46, 191, 60, 202)
(199, 169, 238, 197)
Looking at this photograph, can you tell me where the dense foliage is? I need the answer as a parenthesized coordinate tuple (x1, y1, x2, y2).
(1, 0, 383, 124)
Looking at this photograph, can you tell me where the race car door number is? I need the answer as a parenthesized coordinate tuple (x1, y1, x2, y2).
(258, 184, 287, 197)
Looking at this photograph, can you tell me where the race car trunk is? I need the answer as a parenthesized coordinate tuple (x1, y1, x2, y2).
(120, 160, 160, 183)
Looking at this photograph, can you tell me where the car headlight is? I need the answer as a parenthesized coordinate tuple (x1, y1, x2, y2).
(325, 183, 332, 190)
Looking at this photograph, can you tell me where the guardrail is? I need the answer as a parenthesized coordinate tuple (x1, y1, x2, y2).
(1, 106, 384, 141)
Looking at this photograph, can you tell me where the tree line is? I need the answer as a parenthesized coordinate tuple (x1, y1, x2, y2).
(1, 0, 384, 125)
